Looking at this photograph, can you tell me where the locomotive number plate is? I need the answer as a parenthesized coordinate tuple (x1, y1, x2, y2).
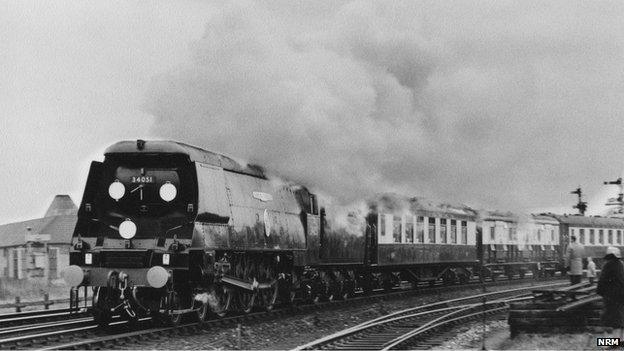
(131, 176, 154, 183)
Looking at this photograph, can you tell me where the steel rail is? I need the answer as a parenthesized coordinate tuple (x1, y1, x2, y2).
(293, 281, 564, 350)
(381, 297, 528, 350)
(0, 277, 562, 350)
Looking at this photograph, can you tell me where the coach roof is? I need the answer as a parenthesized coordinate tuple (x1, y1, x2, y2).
(105, 140, 266, 178)
(545, 213, 624, 228)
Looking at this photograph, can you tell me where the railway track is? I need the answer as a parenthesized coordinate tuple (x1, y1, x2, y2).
(294, 281, 565, 350)
(0, 277, 562, 350)
(0, 309, 90, 329)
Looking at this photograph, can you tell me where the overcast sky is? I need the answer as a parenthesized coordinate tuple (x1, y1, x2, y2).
(2, 0, 624, 224)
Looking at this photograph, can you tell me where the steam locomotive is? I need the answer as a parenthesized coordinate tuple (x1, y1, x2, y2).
(63, 140, 624, 325)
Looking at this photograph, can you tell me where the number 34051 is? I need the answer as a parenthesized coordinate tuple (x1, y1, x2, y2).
(131, 176, 154, 183)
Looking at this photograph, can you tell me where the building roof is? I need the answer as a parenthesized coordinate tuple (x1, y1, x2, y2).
(0, 196, 77, 247)
(44, 195, 77, 217)
(39, 215, 77, 243)
(104, 140, 266, 178)
(0, 217, 54, 247)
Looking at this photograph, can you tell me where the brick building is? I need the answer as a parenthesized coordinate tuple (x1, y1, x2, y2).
(0, 195, 77, 280)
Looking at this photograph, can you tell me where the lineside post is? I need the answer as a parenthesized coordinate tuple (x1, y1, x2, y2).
(481, 296, 486, 350)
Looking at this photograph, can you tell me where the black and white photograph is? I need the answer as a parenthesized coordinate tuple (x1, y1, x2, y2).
(2, 1, 624, 349)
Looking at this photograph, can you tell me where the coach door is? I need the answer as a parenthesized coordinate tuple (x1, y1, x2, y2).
(365, 214, 378, 265)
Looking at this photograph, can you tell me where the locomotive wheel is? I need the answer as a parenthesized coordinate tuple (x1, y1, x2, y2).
(164, 291, 183, 326)
(326, 280, 338, 302)
(258, 261, 279, 311)
(209, 285, 232, 318)
(238, 291, 257, 313)
(196, 302, 209, 323)
(343, 271, 356, 298)
(234, 257, 258, 313)
(308, 280, 324, 304)
(259, 284, 279, 311)
(92, 287, 112, 327)
(287, 271, 300, 304)
(340, 279, 354, 300)
(193, 292, 209, 323)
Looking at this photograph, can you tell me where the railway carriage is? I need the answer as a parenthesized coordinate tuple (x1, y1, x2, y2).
(370, 196, 479, 286)
(529, 214, 560, 275)
(478, 211, 559, 279)
(544, 214, 624, 269)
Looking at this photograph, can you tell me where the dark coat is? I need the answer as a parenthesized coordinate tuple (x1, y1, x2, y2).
(597, 256, 624, 328)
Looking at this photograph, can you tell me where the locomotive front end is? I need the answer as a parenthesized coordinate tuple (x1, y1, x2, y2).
(65, 140, 201, 325)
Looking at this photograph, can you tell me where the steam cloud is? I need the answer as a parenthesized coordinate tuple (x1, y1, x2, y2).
(145, 1, 624, 213)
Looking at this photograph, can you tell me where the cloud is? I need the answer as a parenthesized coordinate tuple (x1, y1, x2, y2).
(0, 1, 213, 223)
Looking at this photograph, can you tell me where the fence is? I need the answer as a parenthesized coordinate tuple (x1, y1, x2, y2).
(0, 288, 91, 313)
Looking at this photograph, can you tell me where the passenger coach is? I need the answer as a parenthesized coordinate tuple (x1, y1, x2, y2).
(545, 214, 624, 267)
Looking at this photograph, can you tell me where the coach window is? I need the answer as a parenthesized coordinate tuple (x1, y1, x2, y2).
(579, 229, 585, 244)
(508, 227, 513, 241)
(450, 220, 457, 244)
(461, 221, 468, 244)
(599, 229, 604, 244)
(490, 226, 495, 241)
(380, 214, 386, 237)
(537, 229, 542, 242)
(440, 219, 447, 243)
(309, 194, 318, 215)
(393, 216, 402, 243)
(550, 229, 554, 242)
(618, 230, 622, 244)
(608, 230, 613, 244)
(428, 218, 436, 243)
(417, 216, 424, 243)
(405, 217, 414, 243)
(589, 229, 595, 244)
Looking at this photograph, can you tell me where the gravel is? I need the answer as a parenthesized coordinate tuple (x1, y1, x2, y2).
(119, 280, 557, 350)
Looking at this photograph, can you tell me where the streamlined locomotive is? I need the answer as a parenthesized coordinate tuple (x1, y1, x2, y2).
(65, 140, 323, 325)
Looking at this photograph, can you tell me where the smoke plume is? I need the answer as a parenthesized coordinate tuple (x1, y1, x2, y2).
(145, 0, 624, 212)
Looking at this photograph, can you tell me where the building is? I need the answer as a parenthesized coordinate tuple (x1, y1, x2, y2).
(0, 195, 77, 280)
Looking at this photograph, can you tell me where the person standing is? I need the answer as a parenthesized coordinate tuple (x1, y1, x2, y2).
(597, 247, 624, 339)
(564, 235, 585, 285)
(587, 257, 597, 285)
